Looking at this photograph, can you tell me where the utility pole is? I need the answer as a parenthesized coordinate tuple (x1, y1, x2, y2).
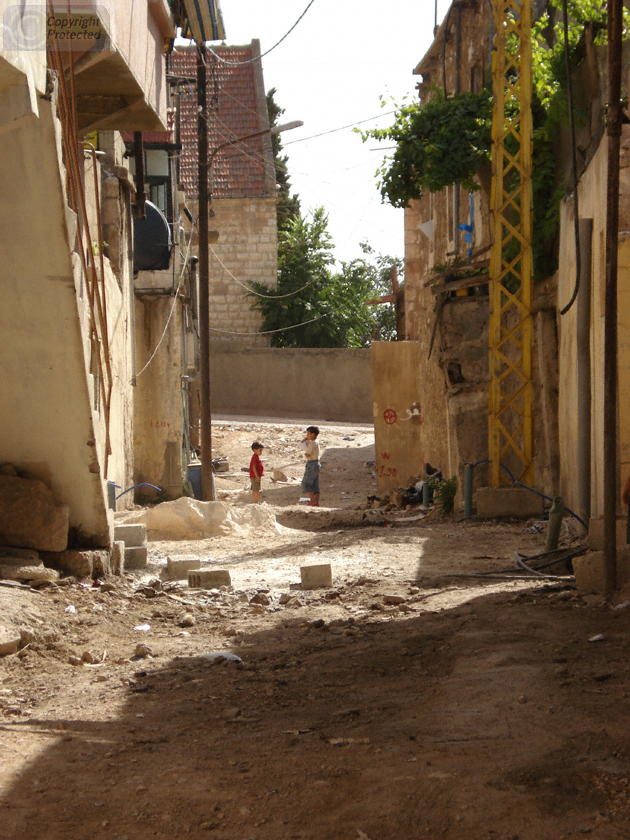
(603, 0, 623, 591)
(197, 42, 214, 501)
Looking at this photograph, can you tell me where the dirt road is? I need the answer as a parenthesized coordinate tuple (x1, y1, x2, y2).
(1, 419, 629, 840)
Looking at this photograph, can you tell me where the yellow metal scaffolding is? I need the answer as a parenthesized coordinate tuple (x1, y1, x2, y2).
(489, 0, 534, 487)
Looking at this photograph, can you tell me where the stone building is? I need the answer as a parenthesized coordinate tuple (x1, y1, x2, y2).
(0, 0, 224, 559)
(171, 42, 278, 344)
(376, 0, 630, 540)
(373, 0, 561, 501)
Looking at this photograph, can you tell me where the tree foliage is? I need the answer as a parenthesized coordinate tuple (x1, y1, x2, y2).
(266, 88, 301, 232)
(359, 89, 492, 206)
(248, 209, 402, 348)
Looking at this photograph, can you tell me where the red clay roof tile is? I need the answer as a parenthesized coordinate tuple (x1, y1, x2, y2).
(170, 45, 269, 198)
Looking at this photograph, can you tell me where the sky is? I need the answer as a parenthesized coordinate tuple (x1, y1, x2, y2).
(206, 0, 453, 267)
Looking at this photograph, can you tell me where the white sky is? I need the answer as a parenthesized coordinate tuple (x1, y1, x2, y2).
(211, 0, 453, 266)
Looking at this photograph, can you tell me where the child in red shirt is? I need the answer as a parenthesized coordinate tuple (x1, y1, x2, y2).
(249, 442, 264, 503)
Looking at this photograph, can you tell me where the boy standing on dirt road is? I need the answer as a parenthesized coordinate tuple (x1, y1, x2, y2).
(301, 426, 321, 506)
(249, 442, 264, 503)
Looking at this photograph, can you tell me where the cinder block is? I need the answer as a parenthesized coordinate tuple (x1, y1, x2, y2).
(188, 569, 231, 588)
(300, 563, 333, 589)
(167, 557, 201, 580)
(124, 545, 148, 570)
(475, 487, 544, 519)
(587, 516, 627, 550)
(113, 523, 147, 548)
(573, 547, 630, 593)
(111, 541, 125, 576)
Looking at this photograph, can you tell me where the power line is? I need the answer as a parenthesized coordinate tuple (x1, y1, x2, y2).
(206, 0, 317, 66)
(210, 245, 320, 299)
(283, 111, 397, 145)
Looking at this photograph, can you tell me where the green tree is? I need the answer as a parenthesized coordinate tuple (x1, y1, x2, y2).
(266, 88, 301, 232)
(248, 209, 402, 347)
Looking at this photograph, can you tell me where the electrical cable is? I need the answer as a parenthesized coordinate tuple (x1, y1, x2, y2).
(283, 111, 397, 145)
(468, 458, 588, 530)
(559, 0, 581, 315)
(209, 244, 320, 299)
(205, 0, 317, 66)
(208, 313, 329, 336)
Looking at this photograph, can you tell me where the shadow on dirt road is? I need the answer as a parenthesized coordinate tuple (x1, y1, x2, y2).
(2, 588, 629, 840)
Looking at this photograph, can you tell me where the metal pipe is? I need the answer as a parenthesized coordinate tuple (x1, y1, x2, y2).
(464, 463, 474, 517)
(453, 5, 461, 254)
(604, 0, 622, 592)
(127, 189, 137, 387)
(577, 218, 593, 526)
(545, 496, 565, 551)
(133, 132, 146, 220)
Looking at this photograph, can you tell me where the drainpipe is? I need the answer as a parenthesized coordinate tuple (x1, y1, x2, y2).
(603, 0, 623, 591)
(453, 5, 462, 254)
(577, 218, 593, 526)
(128, 189, 137, 387)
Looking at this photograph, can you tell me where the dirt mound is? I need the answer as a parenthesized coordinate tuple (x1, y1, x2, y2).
(118, 497, 281, 541)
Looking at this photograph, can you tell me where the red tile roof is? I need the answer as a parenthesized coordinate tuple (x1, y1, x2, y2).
(170, 45, 270, 198)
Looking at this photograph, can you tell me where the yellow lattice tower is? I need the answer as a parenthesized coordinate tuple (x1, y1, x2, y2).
(489, 0, 534, 487)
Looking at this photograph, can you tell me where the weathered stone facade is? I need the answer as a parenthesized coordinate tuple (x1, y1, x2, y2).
(401, 0, 560, 499)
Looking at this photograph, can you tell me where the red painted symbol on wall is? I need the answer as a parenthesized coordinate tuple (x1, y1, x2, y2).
(381, 452, 390, 460)
(383, 409, 397, 425)
(379, 465, 397, 478)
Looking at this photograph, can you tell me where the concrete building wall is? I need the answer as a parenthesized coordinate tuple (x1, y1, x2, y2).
(558, 127, 630, 518)
(371, 342, 437, 494)
(112, 0, 169, 126)
(133, 295, 186, 500)
(202, 343, 372, 423)
(0, 92, 112, 545)
(206, 197, 278, 344)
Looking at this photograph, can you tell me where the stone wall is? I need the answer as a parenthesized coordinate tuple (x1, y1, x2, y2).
(206, 196, 278, 345)
(194, 343, 372, 423)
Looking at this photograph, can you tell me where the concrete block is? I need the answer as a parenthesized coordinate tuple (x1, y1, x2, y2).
(124, 545, 148, 570)
(167, 557, 201, 580)
(587, 516, 627, 550)
(188, 569, 231, 588)
(300, 563, 333, 589)
(111, 541, 125, 575)
(475, 487, 544, 519)
(114, 523, 147, 548)
(573, 548, 630, 593)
